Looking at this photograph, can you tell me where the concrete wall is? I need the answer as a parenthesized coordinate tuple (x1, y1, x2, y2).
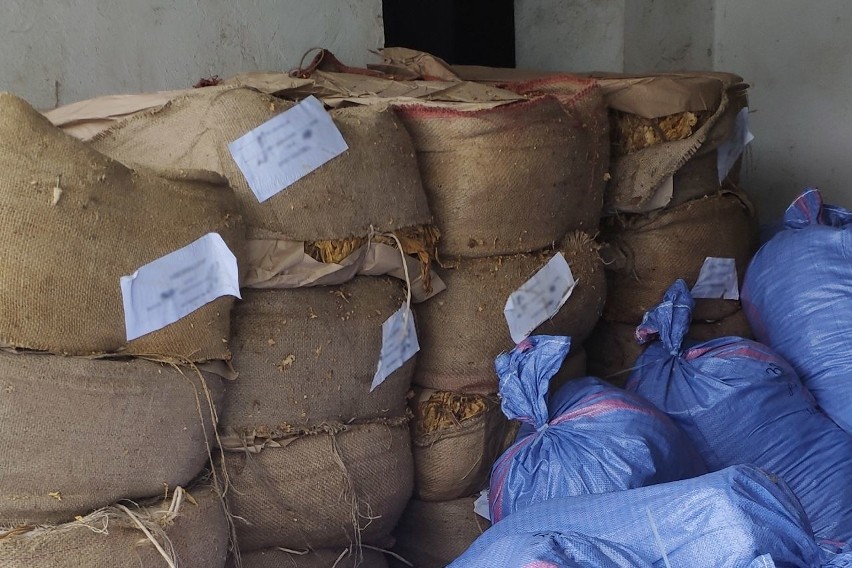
(516, 0, 852, 219)
(0, 0, 384, 109)
(715, 0, 852, 220)
(515, 0, 626, 72)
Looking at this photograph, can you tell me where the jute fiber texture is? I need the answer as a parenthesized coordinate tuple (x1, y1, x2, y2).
(230, 547, 389, 568)
(411, 389, 516, 502)
(392, 498, 490, 568)
(220, 277, 413, 435)
(497, 74, 609, 223)
(0, 486, 229, 568)
(603, 191, 758, 324)
(92, 86, 432, 241)
(413, 231, 605, 393)
(0, 93, 244, 361)
(0, 351, 223, 526)
(223, 421, 413, 552)
(394, 96, 600, 258)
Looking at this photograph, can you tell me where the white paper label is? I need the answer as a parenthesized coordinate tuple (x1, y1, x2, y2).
(120, 233, 241, 341)
(691, 257, 739, 300)
(504, 253, 577, 345)
(228, 96, 349, 202)
(371, 305, 420, 392)
(717, 107, 754, 182)
(474, 490, 491, 521)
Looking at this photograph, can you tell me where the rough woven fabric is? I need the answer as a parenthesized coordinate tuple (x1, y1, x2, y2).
(452, 466, 840, 568)
(497, 75, 609, 234)
(605, 76, 748, 213)
(92, 86, 432, 241)
(629, 280, 852, 543)
(489, 337, 705, 523)
(586, 309, 753, 385)
(0, 351, 223, 526)
(0, 486, 229, 568)
(394, 97, 600, 258)
(0, 93, 244, 360)
(223, 422, 413, 552)
(411, 389, 516, 502)
(220, 277, 413, 435)
(392, 498, 490, 568)
(603, 191, 758, 324)
(231, 548, 389, 568)
(743, 188, 852, 434)
(413, 232, 605, 393)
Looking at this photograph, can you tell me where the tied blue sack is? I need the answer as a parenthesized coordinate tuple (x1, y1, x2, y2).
(488, 335, 706, 523)
(627, 279, 852, 543)
(742, 188, 852, 434)
(453, 465, 851, 568)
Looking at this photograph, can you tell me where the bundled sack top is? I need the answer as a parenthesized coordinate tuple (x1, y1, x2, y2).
(454, 465, 851, 568)
(743, 188, 852, 434)
(628, 279, 852, 543)
(488, 335, 705, 523)
(0, 93, 244, 360)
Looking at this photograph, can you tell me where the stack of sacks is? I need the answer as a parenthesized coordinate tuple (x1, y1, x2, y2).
(0, 93, 242, 566)
(85, 85, 434, 564)
(388, 75, 608, 566)
(743, 188, 852, 434)
(583, 72, 759, 383)
(487, 336, 704, 523)
(629, 280, 852, 544)
(449, 465, 852, 568)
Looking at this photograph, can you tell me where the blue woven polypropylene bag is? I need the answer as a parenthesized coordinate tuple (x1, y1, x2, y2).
(489, 335, 705, 522)
(628, 279, 852, 543)
(452, 465, 850, 568)
(742, 188, 852, 434)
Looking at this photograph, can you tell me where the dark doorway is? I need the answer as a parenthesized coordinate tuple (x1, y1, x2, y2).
(383, 0, 515, 68)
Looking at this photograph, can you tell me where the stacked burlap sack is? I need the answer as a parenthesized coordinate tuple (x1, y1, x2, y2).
(75, 84, 440, 565)
(0, 93, 242, 567)
(352, 62, 606, 567)
(580, 72, 760, 383)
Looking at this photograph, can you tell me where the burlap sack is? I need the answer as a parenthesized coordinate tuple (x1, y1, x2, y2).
(223, 421, 412, 552)
(0, 486, 229, 568)
(0, 93, 244, 360)
(91, 86, 432, 242)
(392, 498, 490, 568)
(495, 75, 609, 217)
(603, 191, 758, 324)
(411, 390, 516, 502)
(599, 73, 749, 213)
(220, 278, 413, 435)
(586, 309, 754, 386)
(414, 231, 605, 393)
(231, 548, 389, 568)
(394, 97, 600, 258)
(0, 351, 223, 526)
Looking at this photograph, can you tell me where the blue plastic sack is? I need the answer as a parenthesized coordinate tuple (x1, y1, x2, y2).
(488, 335, 706, 523)
(627, 279, 852, 543)
(452, 465, 851, 568)
(743, 188, 852, 434)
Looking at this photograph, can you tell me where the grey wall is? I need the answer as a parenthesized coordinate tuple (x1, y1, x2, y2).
(516, 0, 852, 219)
(0, 0, 384, 109)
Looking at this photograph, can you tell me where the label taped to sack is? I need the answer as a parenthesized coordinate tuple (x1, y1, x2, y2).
(371, 305, 419, 391)
(717, 107, 754, 182)
(691, 257, 739, 300)
(228, 96, 348, 202)
(504, 253, 577, 345)
(120, 233, 241, 341)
